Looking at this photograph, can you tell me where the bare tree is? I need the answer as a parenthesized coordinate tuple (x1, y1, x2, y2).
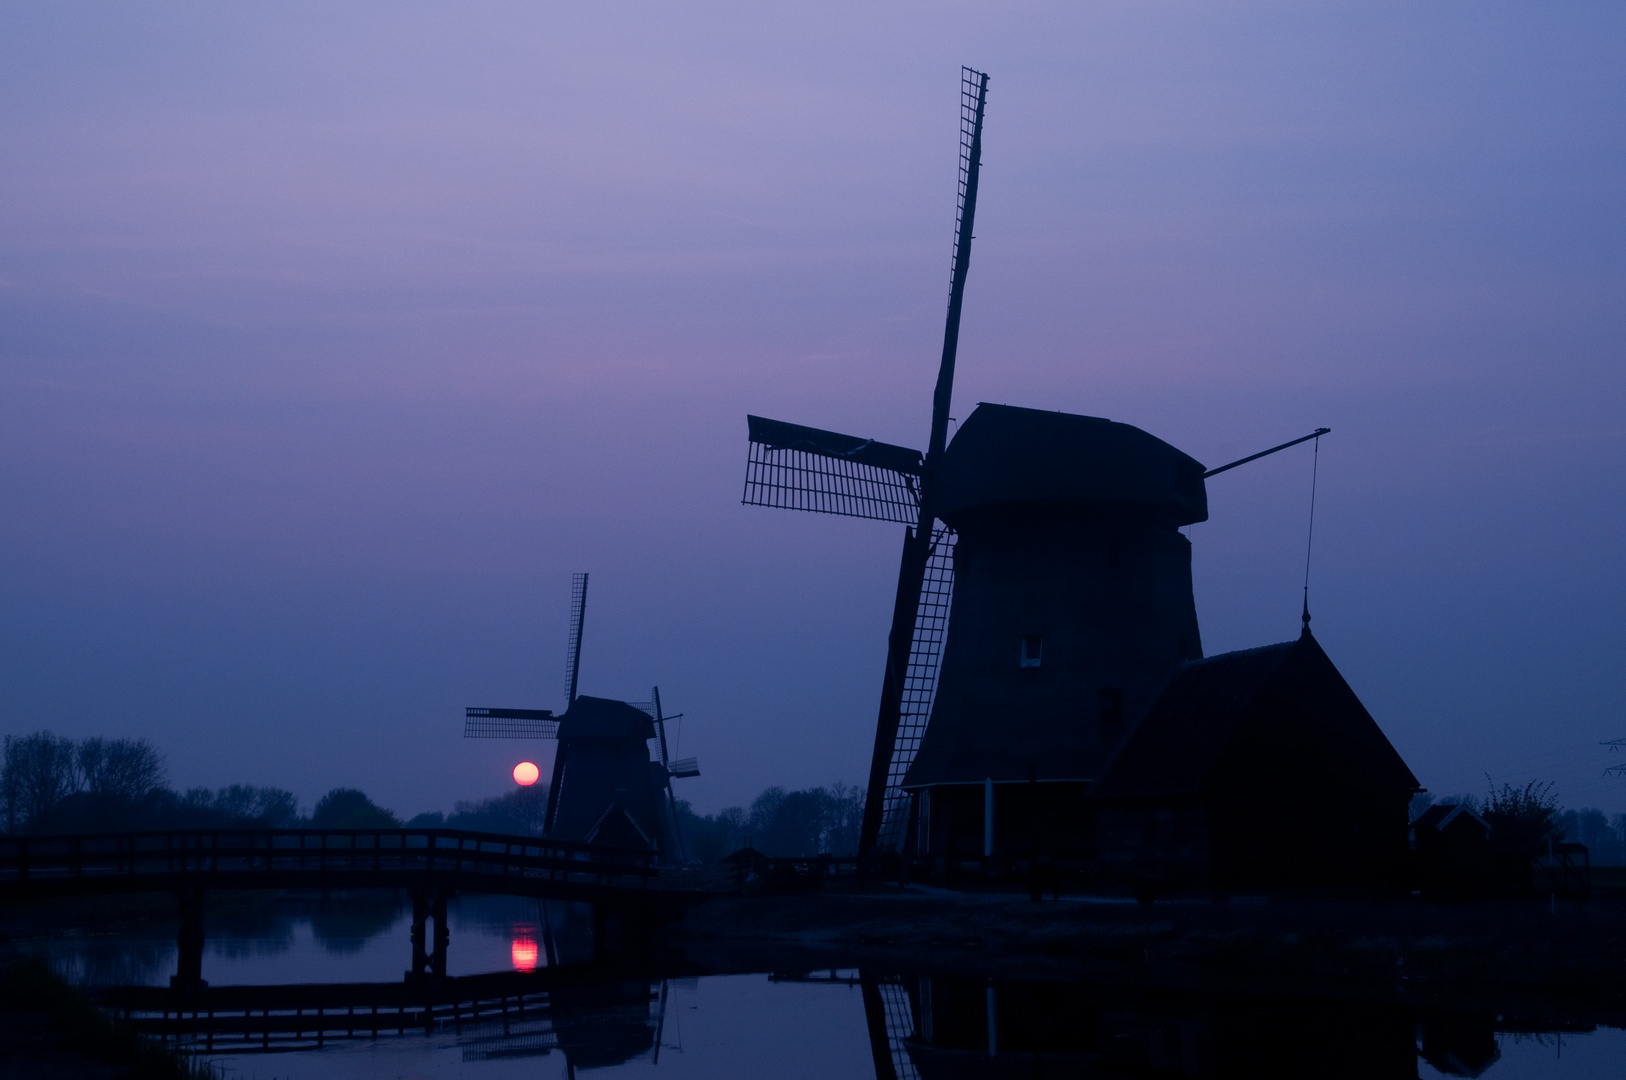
(821, 782, 866, 856)
(210, 784, 300, 826)
(2, 731, 82, 832)
(78, 737, 166, 801)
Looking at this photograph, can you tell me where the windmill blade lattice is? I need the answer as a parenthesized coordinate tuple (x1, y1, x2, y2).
(464, 707, 559, 740)
(740, 67, 989, 859)
(564, 572, 588, 707)
(876, 525, 956, 849)
(743, 415, 922, 524)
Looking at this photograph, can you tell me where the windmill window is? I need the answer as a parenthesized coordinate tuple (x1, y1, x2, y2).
(1020, 635, 1043, 668)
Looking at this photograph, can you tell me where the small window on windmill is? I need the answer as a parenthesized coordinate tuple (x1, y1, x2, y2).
(1020, 635, 1042, 668)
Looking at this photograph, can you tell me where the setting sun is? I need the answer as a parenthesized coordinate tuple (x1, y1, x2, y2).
(512, 761, 540, 786)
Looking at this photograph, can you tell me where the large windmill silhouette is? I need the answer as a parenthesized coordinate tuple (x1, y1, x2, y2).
(743, 69, 1337, 862)
(464, 573, 698, 860)
(742, 68, 990, 856)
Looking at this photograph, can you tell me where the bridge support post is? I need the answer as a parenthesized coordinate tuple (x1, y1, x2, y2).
(407, 888, 451, 981)
(592, 898, 654, 961)
(171, 885, 207, 992)
(431, 890, 449, 978)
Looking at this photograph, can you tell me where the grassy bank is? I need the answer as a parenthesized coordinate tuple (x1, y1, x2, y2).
(0, 954, 208, 1079)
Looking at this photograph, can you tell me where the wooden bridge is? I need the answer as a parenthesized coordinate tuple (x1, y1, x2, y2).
(0, 827, 727, 985)
(0, 827, 665, 901)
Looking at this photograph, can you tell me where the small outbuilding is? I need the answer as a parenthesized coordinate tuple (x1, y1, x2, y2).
(1091, 630, 1420, 890)
(1410, 803, 1492, 897)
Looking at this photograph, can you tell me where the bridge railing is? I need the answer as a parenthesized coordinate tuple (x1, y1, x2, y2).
(0, 828, 657, 893)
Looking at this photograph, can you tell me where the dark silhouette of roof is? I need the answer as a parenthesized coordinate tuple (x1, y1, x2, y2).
(556, 695, 656, 740)
(935, 403, 1208, 526)
(583, 803, 655, 850)
(1092, 632, 1419, 800)
(1413, 803, 1489, 834)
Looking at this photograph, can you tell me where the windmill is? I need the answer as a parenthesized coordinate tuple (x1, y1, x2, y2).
(741, 68, 990, 857)
(743, 70, 1334, 861)
(464, 573, 699, 860)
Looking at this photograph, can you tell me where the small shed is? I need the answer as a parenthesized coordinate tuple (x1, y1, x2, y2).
(1412, 803, 1490, 853)
(1091, 630, 1420, 890)
(1411, 804, 1491, 897)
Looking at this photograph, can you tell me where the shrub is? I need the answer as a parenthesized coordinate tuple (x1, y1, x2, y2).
(1482, 779, 1559, 852)
(310, 788, 401, 829)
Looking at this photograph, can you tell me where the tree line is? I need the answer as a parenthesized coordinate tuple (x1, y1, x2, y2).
(25, 726, 1626, 865)
(0, 730, 564, 837)
(675, 782, 866, 862)
(2, 731, 298, 834)
(0, 730, 866, 861)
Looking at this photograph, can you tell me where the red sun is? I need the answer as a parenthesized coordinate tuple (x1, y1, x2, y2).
(512, 761, 540, 786)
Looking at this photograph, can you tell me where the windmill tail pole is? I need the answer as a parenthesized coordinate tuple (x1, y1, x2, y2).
(858, 68, 989, 863)
(1202, 428, 1330, 479)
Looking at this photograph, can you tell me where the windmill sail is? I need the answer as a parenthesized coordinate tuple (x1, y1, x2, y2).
(564, 572, 588, 707)
(874, 526, 956, 849)
(547, 571, 589, 837)
(859, 67, 989, 856)
(464, 707, 558, 739)
(651, 686, 691, 862)
(739, 67, 990, 860)
(743, 415, 923, 524)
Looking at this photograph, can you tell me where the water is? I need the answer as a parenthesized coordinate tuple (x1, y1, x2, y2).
(14, 891, 1625, 1079)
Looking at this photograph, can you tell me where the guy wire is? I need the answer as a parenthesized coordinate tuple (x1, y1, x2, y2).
(1301, 434, 1321, 632)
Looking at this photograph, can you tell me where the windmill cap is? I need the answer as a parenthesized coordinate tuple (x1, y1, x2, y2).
(935, 404, 1208, 525)
(557, 695, 658, 740)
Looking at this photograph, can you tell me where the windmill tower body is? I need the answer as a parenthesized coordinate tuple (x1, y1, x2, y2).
(902, 404, 1209, 858)
(547, 695, 673, 851)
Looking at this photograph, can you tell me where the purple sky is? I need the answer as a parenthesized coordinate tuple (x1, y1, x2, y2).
(3, 2, 1624, 819)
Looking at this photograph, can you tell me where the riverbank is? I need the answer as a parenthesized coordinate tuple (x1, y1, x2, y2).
(668, 884, 1626, 1010)
(0, 954, 207, 1079)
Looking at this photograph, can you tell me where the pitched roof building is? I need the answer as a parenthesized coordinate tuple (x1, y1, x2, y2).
(1092, 631, 1420, 889)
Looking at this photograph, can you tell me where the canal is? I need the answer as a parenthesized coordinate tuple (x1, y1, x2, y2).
(11, 890, 1624, 1079)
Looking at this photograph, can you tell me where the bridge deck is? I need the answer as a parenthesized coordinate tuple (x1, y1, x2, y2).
(0, 827, 698, 901)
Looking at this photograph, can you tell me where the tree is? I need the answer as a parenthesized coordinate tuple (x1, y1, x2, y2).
(445, 787, 550, 835)
(77, 738, 166, 801)
(2, 731, 81, 833)
(821, 781, 865, 856)
(674, 802, 748, 863)
(673, 783, 867, 861)
(1482, 779, 1559, 852)
(311, 789, 401, 829)
(210, 784, 300, 827)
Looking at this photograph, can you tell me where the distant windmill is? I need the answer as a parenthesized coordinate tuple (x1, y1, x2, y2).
(741, 68, 989, 856)
(464, 573, 699, 860)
